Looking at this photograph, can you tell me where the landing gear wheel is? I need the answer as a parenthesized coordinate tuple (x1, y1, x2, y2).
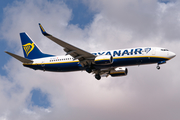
(95, 74, 101, 80)
(86, 68, 92, 73)
(156, 65, 160, 70)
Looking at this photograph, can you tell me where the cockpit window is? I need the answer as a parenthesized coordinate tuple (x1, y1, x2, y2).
(161, 49, 169, 51)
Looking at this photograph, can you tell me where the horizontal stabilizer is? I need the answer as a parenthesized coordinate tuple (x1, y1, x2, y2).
(5, 51, 33, 63)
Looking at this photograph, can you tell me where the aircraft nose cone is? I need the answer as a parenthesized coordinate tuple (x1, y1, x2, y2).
(169, 51, 176, 59)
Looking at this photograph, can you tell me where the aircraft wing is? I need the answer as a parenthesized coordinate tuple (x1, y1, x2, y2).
(39, 23, 96, 67)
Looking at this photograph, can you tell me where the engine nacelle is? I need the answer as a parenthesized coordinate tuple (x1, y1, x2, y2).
(95, 55, 113, 65)
(110, 67, 128, 77)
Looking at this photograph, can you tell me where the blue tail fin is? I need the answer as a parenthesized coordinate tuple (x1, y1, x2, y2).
(20, 32, 54, 59)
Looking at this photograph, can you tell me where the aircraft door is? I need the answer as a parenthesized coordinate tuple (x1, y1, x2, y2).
(152, 48, 156, 55)
(41, 61, 45, 67)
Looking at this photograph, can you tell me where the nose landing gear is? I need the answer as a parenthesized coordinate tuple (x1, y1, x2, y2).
(156, 65, 160, 70)
(156, 61, 166, 70)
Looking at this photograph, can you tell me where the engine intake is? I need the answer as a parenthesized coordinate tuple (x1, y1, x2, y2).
(95, 55, 113, 65)
(110, 67, 128, 77)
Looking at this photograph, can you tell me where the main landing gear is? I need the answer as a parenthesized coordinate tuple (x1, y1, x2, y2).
(85, 66, 101, 80)
(95, 74, 101, 80)
(86, 68, 92, 73)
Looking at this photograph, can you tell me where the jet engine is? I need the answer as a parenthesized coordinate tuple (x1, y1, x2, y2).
(95, 55, 113, 65)
(110, 67, 128, 77)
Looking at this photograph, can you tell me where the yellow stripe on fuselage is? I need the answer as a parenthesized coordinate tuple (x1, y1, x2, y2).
(95, 59, 110, 61)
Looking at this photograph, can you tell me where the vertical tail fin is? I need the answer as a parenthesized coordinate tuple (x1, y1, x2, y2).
(20, 32, 53, 59)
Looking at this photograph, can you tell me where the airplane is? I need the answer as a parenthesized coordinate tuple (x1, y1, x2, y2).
(5, 23, 176, 80)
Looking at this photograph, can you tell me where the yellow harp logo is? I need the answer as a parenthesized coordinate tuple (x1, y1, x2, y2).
(23, 43, 35, 56)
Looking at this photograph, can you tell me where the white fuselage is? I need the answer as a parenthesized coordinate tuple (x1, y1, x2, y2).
(23, 47, 175, 72)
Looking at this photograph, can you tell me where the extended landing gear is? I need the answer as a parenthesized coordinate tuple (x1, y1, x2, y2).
(156, 64, 160, 70)
(95, 74, 101, 80)
(85, 66, 101, 80)
(156, 61, 166, 70)
(86, 68, 92, 73)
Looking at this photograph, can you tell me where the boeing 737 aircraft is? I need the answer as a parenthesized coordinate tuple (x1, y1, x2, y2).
(5, 23, 176, 80)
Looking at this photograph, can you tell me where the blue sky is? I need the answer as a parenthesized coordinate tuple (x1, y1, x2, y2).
(65, 0, 96, 29)
(0, 0, 95, 110)
(30, 88, 51, 108)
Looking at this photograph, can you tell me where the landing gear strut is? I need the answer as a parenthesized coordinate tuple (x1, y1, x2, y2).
(95, 74, 101, 80)
(156, 61, 166, 70)
(156, 64, 160, 70)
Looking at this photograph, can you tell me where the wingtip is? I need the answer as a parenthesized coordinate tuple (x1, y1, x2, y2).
(39, 23, 50, 36)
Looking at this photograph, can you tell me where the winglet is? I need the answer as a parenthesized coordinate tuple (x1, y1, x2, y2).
(39, 23, 50, 36)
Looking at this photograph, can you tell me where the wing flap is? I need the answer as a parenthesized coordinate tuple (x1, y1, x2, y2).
(5, 51, 33, 63)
